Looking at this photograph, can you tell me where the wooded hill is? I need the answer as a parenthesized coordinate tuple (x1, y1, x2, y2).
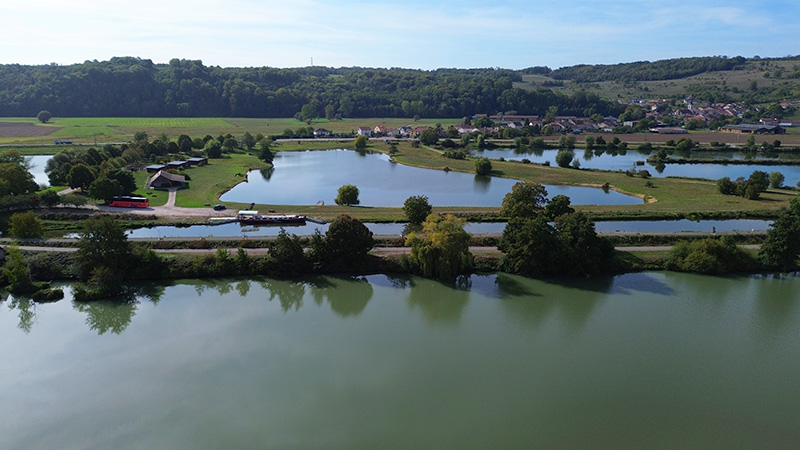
(1, 56, 798, 119)
(547, 56, 750, 82)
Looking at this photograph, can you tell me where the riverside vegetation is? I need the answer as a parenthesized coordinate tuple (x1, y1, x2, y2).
(4, 183, 800, 302)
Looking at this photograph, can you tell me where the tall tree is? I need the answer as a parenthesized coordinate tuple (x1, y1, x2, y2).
(403, 195, 433, 225)
(498, 215, 561, 277)
(66, 163, 95, 191)
(300, 103, 317, 123)
(500, 181, 548, 219)
(406, 214, 473, 280)
(75, 216, 133, 282)
(242, 131, 256, 150)
(1, 245, 36, 294)
(354, 135, 368, 151)
(88, 177, 124, 203)
(419, 128, 439, 146)
(8, 211, 43, 239)
(335, 184, 360, 206)
(759, 201, 800, 270)
(554, 211, 614, 276)
(36, 110, 52, 123)
(318, 215, 374, 269)
(0, 162, 38, 196)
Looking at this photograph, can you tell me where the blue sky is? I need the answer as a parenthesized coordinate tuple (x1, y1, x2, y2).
(2, 0, 798, 69)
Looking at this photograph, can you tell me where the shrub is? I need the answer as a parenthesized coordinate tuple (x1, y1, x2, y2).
(769, 171, 785, 189)
(474, 157, 492, 175)
(555, 149, 574, 168)
(666, 237, 755, 274)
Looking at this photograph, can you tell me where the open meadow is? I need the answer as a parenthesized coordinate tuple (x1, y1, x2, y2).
(0, 117, 461, 146)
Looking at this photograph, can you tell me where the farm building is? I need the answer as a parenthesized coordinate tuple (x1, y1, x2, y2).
(187, 157, 208, 166)
(145, 164, 166, 173)
(146, 170, 186, 189)
(720, 124, 785, 134)
(167, 160, 190, 169)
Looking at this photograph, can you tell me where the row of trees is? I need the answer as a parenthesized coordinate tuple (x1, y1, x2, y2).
(0, 57, 623, 119)
(0, 214, 378, 301)
(717, 171, 771, 200)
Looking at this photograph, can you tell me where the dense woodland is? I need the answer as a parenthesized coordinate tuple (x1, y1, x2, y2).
(0, 57, 615, 118)
(2, 56, 799, 120)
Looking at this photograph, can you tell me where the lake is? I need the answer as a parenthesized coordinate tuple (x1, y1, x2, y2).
(118, 218, 774, 239)
(2, 272, 799, 449)
(219, 149, 642, 206)
(477, 148, 800, 186)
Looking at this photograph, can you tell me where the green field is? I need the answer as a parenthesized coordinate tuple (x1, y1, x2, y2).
(0, 116, 461, 146)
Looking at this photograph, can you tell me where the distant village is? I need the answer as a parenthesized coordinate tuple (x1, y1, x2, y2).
(311, 97, 800, 140)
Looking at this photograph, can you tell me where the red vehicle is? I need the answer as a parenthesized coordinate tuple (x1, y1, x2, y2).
(108, 196, 149, 208)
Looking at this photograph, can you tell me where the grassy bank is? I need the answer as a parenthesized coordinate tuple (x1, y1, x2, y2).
(388, 141, 795, 216)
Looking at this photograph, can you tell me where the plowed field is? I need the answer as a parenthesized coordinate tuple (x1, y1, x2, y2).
(0, 122, 60, 137)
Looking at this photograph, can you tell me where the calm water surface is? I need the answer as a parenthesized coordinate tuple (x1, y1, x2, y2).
(118, 219, 773, 239)
(219, 150, 641, 206)
(26, 155, 51, 187)
(2, 272, 799, 449)
(477, 148, 800, 185)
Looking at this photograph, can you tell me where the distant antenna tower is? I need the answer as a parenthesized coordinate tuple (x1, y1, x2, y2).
(311, 57, 314, 66)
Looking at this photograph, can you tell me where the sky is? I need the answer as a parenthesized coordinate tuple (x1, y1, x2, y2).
(2, 0, 799, 70)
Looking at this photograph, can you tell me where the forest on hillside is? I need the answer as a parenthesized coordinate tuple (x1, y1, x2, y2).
(0, 57, 622, 119)
(548, 56, 750, 82)
(2, 56, 797, 119)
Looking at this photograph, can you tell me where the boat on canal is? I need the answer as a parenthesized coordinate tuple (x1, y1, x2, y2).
(237, 210, 307, 225)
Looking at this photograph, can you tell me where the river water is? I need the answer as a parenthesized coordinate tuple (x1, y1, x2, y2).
(118, 218, 773, 239)
(2, 272, 798, 449)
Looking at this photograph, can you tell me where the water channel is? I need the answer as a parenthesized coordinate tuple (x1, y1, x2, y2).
(476, 148, 800, 186)
(2, 272, 799, 449)
(219, 150, 642, 206)
(119, 218, 773, 239)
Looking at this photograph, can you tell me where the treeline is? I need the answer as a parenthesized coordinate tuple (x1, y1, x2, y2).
(550, 56, 748, 82)
(0, 57, 623, 119)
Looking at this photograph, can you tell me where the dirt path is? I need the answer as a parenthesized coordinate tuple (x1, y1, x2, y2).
(166, 187, 177, 207)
